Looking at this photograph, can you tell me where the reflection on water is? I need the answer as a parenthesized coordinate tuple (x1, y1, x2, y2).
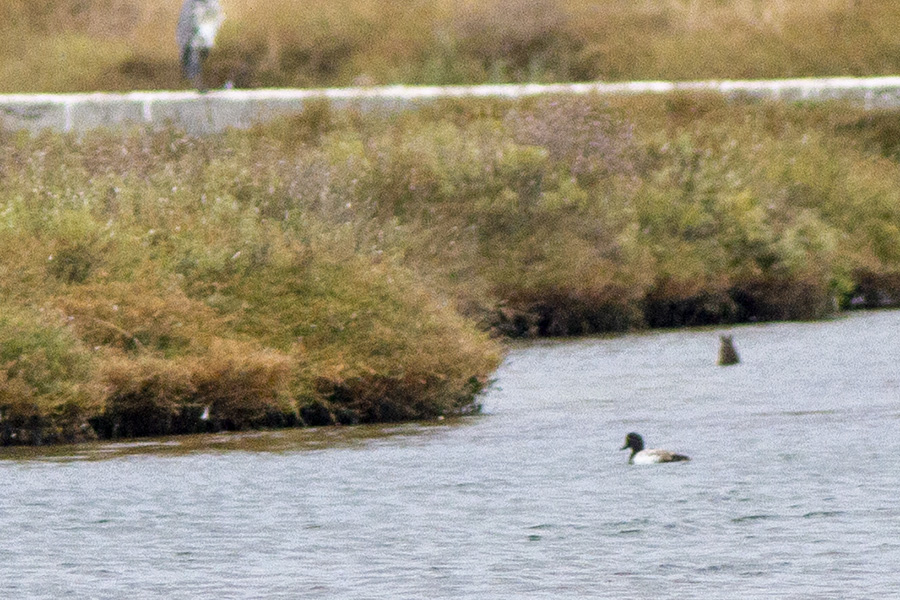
(2, 310, 900, 598)
(0, 421, 471, 463)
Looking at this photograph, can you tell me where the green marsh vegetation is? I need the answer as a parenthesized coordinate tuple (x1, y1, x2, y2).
(3, 94, 900, 444)
(2, 0, 900, 92)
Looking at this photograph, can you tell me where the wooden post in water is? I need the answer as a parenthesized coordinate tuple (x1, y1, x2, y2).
(718, 334, 740, 366)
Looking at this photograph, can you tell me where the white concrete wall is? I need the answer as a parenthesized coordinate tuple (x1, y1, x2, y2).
(3, 77, 900, 135)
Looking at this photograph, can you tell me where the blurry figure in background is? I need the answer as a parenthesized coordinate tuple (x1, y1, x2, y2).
(176, 0, 224, 91)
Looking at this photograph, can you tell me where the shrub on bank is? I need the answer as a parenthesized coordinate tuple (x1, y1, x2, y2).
(3, 96, 900, 444)
(95, 341, 296, 438)
(624, 97, 900, 321)
(0, 306, 99, 444)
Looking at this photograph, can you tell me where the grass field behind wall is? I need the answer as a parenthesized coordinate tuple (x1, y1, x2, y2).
(2, 0, 900, 92)
(3, 95, 900, 444)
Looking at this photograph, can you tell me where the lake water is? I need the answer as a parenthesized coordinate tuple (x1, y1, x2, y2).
(2, 310, 899, 599)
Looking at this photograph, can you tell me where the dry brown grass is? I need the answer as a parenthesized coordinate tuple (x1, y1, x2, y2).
(55, 281, 222, 355)
(191, 339, 294, 428)
(2, 0, 899, 91)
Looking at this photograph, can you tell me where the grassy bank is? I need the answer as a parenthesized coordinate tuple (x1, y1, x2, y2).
(0, 121, 504, 444)
(2, 1, 900, 92)
(3, 95, 900, 444)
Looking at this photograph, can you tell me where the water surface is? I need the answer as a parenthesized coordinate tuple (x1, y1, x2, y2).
(2, 310, 899, 598)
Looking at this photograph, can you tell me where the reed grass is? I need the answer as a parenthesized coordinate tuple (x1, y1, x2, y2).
(3, 94, 900, 444)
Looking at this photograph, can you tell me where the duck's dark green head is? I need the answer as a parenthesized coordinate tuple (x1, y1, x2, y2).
(621, 432, 644, 452)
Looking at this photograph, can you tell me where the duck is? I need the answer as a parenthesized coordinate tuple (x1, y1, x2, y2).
(620, 432, 690, 464)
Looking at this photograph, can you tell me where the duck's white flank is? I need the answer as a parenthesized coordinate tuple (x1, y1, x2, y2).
(631, 449, 687, 465)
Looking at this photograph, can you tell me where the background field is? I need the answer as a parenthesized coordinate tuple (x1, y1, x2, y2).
(2, 0, 900, 92)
